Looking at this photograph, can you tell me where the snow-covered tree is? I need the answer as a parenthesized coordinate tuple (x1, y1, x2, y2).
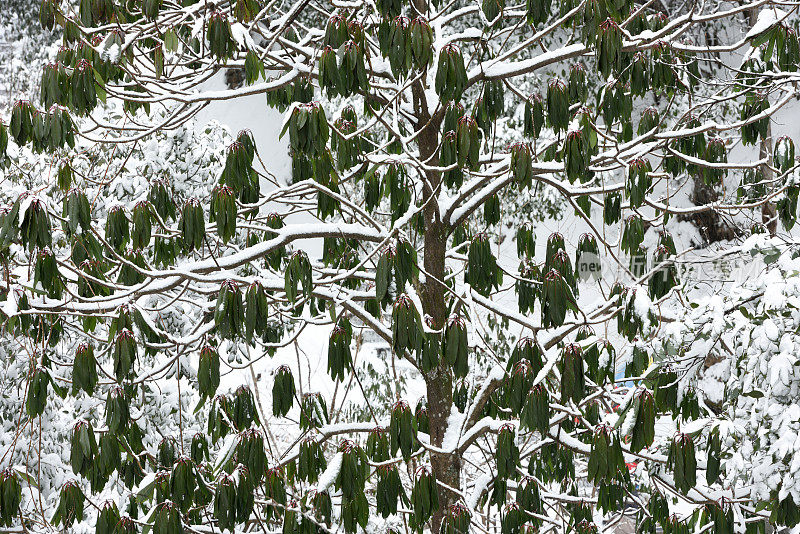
(0, 0, 799, 532)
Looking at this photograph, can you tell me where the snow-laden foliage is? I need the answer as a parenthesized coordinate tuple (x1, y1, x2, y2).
(0, 0, 799, 532)
(0, 103, 228, 530)
(654, 237, 800, 523)
(0, 1, 55, 110)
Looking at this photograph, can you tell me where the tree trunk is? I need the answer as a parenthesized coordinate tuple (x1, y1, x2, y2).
(688, 176, 738, 243)
(414, 92, 459, 533)
(759, 118, 777, 235)
(749, 6, 777, 235)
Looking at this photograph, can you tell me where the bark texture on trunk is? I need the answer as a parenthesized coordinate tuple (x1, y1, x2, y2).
(759, 125, 777, 235)
(412, 86, 460, 533)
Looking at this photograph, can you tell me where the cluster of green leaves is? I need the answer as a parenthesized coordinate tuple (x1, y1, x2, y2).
(435, 45, 468, 103)
(377, 16, 434, 77)
(52, 481, 85, 528)
(0, 470, 21, 527)
(465, 233, 503, 296)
